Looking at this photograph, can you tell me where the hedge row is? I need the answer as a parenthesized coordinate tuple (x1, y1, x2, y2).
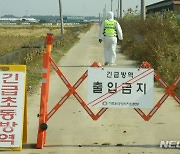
(119, 12, 180, 95)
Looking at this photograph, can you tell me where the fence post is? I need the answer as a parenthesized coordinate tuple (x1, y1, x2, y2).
(37, 33, 54, 149)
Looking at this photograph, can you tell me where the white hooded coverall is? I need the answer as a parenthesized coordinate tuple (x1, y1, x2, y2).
(99, 11, 123, 65)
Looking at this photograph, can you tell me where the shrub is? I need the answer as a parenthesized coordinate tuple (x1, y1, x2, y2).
(119, 12, 180, 95)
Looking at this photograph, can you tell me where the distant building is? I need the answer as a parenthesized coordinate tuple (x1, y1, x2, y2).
(146, 0, 180, 15)
(57, 16, 99, 24)
(56, 16, 88, 24)
(63, 16, 85, 23)
(0, 17, 39, 24)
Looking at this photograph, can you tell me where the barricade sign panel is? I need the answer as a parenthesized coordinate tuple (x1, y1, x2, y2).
(0, 65, 27, 151)
(36, 33, 180, 149)
(87, 68, 154, 108)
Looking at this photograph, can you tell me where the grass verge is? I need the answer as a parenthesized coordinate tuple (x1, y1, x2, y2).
(26, 24, 92, 94)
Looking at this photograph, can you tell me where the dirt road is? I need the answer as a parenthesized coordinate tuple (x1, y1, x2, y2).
(7, 24, 180, 154)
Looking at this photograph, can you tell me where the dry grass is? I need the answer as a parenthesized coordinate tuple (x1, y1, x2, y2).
(0, 24, 92, 94)
(0, 25, 62, 56)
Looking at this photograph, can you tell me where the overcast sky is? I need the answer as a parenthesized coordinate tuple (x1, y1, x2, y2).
(0, 0, 163, 17)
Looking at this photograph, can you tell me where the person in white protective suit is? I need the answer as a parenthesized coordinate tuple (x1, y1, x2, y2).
(99, 11, 123, 66)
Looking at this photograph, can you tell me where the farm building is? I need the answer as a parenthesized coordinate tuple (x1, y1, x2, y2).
(146, 0, 180, 14)
(63, 16, 85, 23)
(0, 17, 39, 24)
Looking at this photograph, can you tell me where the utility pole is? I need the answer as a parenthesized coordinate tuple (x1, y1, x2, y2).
(111, 0, 113, 11)
(103, 4, 106, 21)
(120, 0, 123, 18)
(99, 13, 101, 23)
(59, 0, 64, 35)
(141, 0, 146, 20)
(105, 4, 107, 19)
(117, 0, 120, 18)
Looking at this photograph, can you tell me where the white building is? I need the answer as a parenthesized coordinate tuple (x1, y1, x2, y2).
(0, 17, 39, 24)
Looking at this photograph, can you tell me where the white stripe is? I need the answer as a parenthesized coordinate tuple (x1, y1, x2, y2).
(85, 71, 88, 77)
(159, 94, 168, 104)
(51, 61, 58, 71)
(136, 109, 144, 116)
(175, 96, 180, 103)
(42, 78, 46, 83)
(150, 106, 158, 116)
(58, 96, 68, 105)
(98, 108, 106, 116)
(174, 77, 180, 86)
(154, 71, 157, 76)
(74, 93, 83, 103)
(159, 79, 167, 88)
(74, 78, 83, 88)
(47, 109, 56, 119)
(84, 106, 92, 115)
(42, 68, 47, 73)
(61, 76, 69, 86)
